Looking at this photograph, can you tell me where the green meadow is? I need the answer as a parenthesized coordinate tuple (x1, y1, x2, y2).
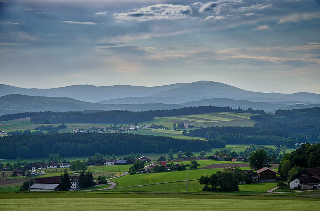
(0, 193, 319, 211)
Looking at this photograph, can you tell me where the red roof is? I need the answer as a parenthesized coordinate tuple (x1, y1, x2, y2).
(257, 167, 278, 174)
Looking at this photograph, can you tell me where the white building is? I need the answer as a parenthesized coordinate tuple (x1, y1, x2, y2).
(290, 178, 300, 189)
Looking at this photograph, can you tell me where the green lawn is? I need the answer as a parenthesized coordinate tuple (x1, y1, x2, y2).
(0, 193, 319, 211)
(0, 186, 20, 192)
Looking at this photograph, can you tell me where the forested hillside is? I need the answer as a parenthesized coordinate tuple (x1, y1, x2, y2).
(0, 133, 211, 159)
(186, 107, 320, 145)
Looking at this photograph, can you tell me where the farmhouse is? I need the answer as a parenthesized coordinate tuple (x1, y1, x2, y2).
(257, 167, 278, 182)
(114, 159, 128, 165)
(46, 162, 58, 169)
(138, 156, 151, 163)
(290, 168, 320, 190)
(30, 176, 61, 191)
(105, 160, 115, 165)
(60, 163, 71, 168)
(70, 176, 80, 189)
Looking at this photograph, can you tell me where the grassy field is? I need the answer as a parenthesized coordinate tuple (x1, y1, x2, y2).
(0, 193, 319, 211)
(129, 112, 255, 138)
(106, 180, 276, 194)
(0, 112, 255, 139)
(111, 168, 242, 188)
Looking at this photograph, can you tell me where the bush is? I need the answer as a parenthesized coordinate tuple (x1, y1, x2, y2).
(277, 181, 287, 189)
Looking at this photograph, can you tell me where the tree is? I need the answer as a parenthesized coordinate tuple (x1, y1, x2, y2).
(279, 159, 291, 178)
(177, 151, 184, 158)
(286, 140, 295, 148)
(70, 160, 87, 172)
(129, 160, 145, 174)
(79, 171, 95, 188)
(60, 170, 71, 191)
(288, 166, 303, 182)
(249, 149, 270, 170)
(20, 180, 35, 191)
(190, 160, 200, 170)
(173, 123, 177, 131)
(157, 155, 166, 162)
(93, 153, 104, 161)
(184, 151, 194, 159)
(199, 170, 239, 192)
(200, 151, 206, 158)
(97, 176, 107, 184)
(167, 149, 174, 160)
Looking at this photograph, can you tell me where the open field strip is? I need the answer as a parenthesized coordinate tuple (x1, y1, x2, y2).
(0, 193, 319, 211)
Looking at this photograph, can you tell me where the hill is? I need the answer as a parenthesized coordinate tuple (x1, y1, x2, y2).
(99, 81, 320, 105)
(0, 94, 181, 116)
(0, 83, 184, 103)
(1, 81, 320, 114)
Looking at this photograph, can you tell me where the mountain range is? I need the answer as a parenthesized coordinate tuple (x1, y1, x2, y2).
(0, 81, 320, 115)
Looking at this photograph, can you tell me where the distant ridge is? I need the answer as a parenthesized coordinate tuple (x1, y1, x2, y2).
(1, 81, 320, 115)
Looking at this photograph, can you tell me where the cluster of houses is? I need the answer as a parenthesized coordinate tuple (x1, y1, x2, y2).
(290, 168, 320, 190)
(117, 125, 140, 132)
(0, 131, 7, 135)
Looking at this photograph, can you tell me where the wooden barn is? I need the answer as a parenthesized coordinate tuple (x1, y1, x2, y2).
(257, 167, 278, 182)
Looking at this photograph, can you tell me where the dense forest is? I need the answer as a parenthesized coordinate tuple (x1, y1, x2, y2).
(185, 127, 290, 145)
(0, 106, 264, 124)
(0, 133, 212, 159)
(186, 107, 320, 145)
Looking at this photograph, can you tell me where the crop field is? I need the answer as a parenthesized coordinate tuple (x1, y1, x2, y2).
(0, 193, 319, 211)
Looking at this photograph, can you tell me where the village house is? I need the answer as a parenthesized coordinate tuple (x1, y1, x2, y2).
(46, 162, 59, 169)
(114, 159, 128, 165)
(70, 176, 80, 189)
(138, 156, 151, 163)
(59, 163, 71, 168)
(105, 160, 115, 165)
(290, 168, 320, 190)
(256, 167, 278, 182)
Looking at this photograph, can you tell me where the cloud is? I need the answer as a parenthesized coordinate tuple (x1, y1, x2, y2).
(253, 25, 270, 30)
(205, 16, 227, 21)
(0, 43, 24, 46)
(95, 11, 107, 15)
(198, 0, 243, 14)
(19, 32, 36, 41)
(236, 4, 272, 12)
(61, 21, 96, 25)
(1, 22, 19, 25)
(278, 12, 320, 23)
(114, 4, 193, 21)
(245, 13, 255, 16)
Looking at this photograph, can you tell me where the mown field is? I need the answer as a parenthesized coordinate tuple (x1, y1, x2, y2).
(0, 193, 319, 211)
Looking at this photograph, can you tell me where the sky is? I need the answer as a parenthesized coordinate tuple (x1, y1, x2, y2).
(0, 0, 320, 93)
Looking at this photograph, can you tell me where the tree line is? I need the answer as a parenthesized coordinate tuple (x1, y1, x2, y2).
(0, 106, 264, 124)
(0, 133, 212, 159)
